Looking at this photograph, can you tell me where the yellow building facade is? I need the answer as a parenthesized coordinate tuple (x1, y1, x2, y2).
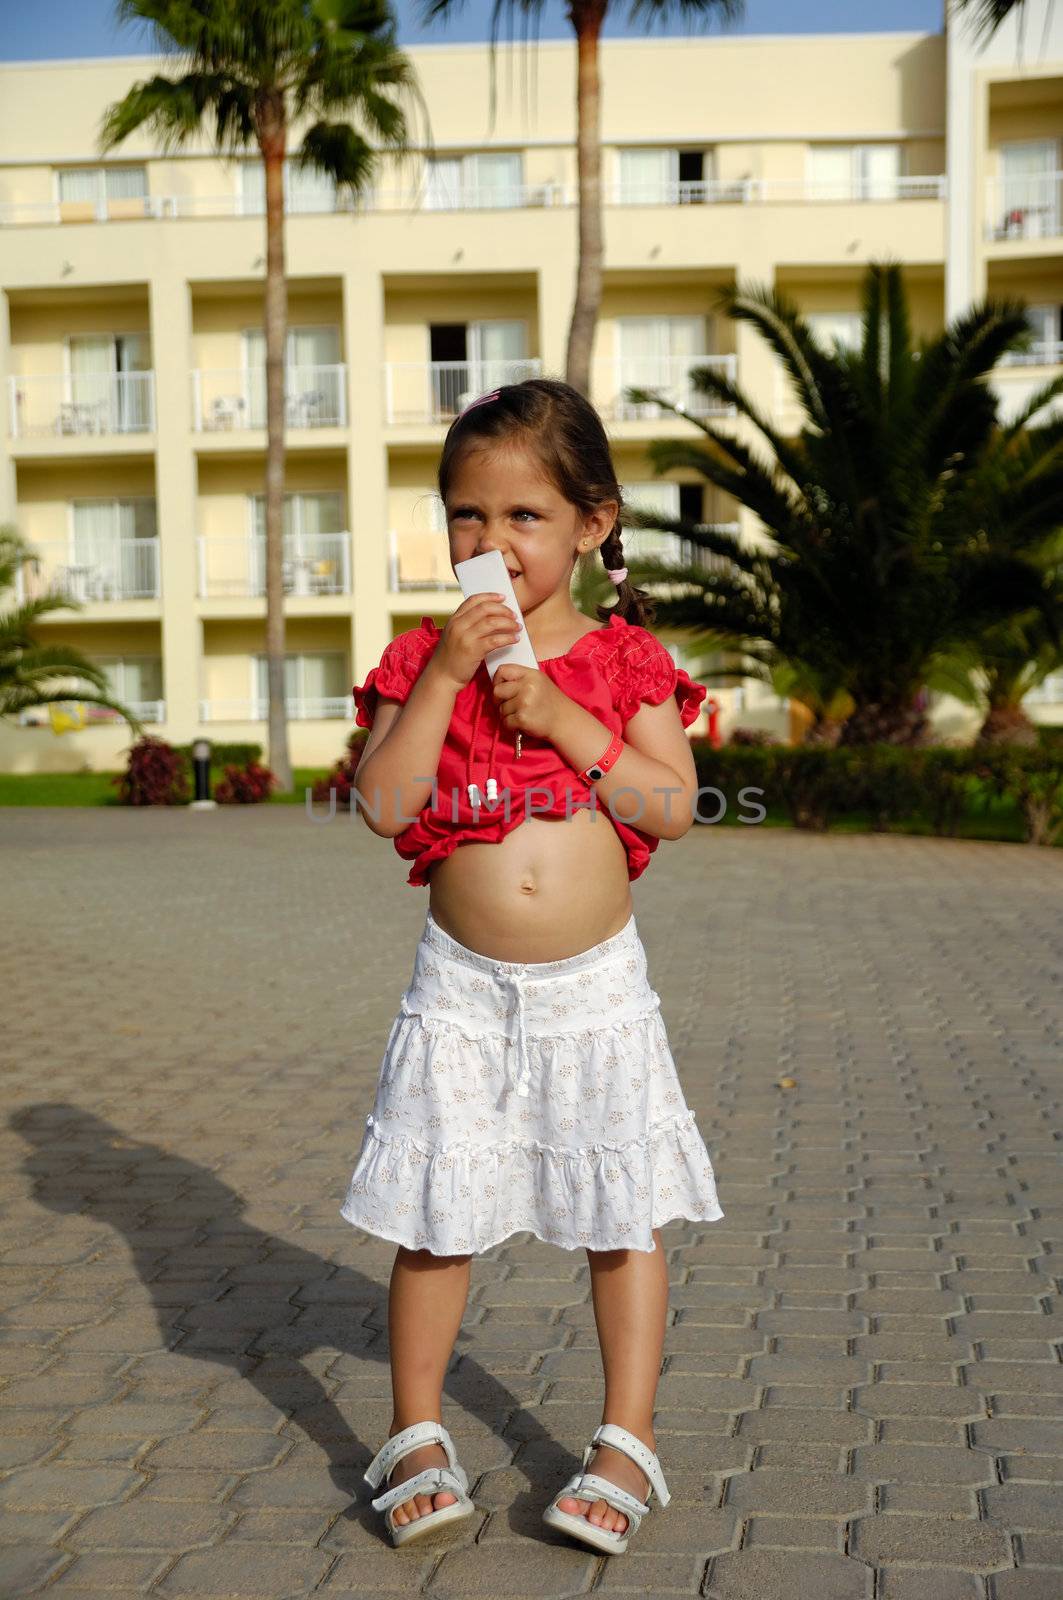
(0, 16, 1060, 772)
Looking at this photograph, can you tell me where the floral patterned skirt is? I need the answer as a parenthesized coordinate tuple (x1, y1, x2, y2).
(339, 907, 724, 1254)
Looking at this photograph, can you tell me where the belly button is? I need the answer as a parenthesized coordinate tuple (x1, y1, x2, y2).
(518, 879, 536, 894)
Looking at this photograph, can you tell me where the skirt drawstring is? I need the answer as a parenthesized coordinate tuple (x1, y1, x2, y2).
(503, 966, 532, 1098)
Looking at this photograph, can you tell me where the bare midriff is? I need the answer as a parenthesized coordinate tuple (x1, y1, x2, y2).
(428, 806, 633, 963)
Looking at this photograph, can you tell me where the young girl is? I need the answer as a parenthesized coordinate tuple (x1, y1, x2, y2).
(341, 378, 723, 1555)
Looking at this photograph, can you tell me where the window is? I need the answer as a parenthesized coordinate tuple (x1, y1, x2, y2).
(238, 157, 341, 214)
(57, 166, 148, 212)
(807, 144, 901, 201)
(616, 149, 710, 204)
(427, 319, 528, 415)
(241, 326, 343, 427)
(1024, 304, 1063, 363)
(95, 656, 163, 716)
(250, 491, 343, 541)
(805, 311, 863, 352)
(424, 152, 523, 209)
(615, 315, 712, 417)
(998, 140, 1060, 238)
(252, 652, 348, 716)
(70, 498, 158, 600)
(66, 333, 153, 432)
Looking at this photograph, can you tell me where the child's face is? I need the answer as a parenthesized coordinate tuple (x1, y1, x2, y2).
(444, 440, 617, 613)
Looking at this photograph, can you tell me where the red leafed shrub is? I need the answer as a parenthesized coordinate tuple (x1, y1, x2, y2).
(214, 759, 277, 804)
(311, 730, 367, 805)
(112, 736, 191, 806)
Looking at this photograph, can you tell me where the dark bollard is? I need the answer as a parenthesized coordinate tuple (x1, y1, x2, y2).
(189, 738, 217, 811)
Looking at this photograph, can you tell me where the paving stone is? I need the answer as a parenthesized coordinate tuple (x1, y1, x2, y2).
(704, 1549, 873, 1599)
(725, 1470, 871, 1516)
(426, 1542, 597, 1595)
(742, 1515, 844, 1548)
(154, 1543, 336, 1595)
(877, 1574, 987, 1599)
(980, 1483, 1061, 1529)
(850, 1446, 996, 1486)
(850, 1514, 1012, 1570)
(989, 1576, 1063, 1599)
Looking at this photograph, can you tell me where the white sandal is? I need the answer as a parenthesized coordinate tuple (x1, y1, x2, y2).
(363, 1420, 477, 1547)
(541, 1421, 671, 1554)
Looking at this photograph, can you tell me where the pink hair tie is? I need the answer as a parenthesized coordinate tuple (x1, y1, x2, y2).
(606, 567, 628, 585)
(458, 388, 501, 418)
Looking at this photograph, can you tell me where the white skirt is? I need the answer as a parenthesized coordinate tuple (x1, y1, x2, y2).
(339, 908, 724, 1254)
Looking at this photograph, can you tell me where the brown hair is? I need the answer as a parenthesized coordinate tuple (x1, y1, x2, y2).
(435, 377, 656, 627)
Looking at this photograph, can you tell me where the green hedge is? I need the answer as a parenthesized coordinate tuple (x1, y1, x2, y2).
(171, 741, 263, 768)
(689, 741, 1063, 845)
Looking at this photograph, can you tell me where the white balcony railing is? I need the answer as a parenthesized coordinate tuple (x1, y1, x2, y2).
(196, 532, 351, 598)
(192, 365, 347, 431)
(1024, 672, 1063, 705)
(999, 340, 1063, 368)
(199, 695, 354, 722)
(388, 528, 461, 591)
(0, 173, 947, 226)
(985, 172, 1063, 241)
(596, 353, 737, 422)
(15, 539, 161, 603)
(8, 371, 156, 439)
(384, 358, 542, 424)
(627, 524, 741, 578)
(17, 699, 166, 726)
(606, 174, 945, 206)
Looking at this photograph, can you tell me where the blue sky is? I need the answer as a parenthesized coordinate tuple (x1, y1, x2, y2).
(3, 0, 944, 60)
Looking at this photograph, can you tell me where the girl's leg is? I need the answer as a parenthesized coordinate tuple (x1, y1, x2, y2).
(555, 1226, 670, 1533)
(384, 1244, 472, 1526)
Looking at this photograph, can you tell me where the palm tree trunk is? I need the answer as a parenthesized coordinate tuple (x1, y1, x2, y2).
(564, 0, 607, 397)
(261, 95, 293, 793)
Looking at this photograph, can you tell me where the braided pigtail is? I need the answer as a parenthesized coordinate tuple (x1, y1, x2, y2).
(595, 521, 656, 628)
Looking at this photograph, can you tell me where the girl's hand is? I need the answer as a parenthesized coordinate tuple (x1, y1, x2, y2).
(492, 664, 572, 740)
(431, 593, 522, 690)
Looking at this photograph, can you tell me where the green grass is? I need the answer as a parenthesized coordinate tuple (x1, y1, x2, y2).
(0, 769, 333, 807)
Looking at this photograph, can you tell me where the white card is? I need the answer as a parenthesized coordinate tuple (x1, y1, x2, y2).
(453, 549, 539, 678)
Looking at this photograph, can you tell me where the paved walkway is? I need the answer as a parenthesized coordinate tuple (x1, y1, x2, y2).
(1, 807, 1061, 1599)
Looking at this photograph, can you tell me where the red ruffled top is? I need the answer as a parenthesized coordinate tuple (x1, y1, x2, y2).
(352, 611, 707, 888)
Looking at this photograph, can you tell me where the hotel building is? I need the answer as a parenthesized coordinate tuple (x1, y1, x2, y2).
(1, 8, 1061, 771)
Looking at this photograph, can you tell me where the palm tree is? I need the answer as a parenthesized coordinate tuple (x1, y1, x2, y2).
(0, 526, 146, 732)
(415, 0, 742, 396)
(99, 0, 427, 791)
(620, 261, 1063, 745)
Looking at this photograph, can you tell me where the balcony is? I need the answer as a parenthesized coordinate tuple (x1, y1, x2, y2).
(999, 340, 1063, 368)
(594, 354, 737, 422)
(191, 365, 347, 431)
(15, 539, 161, 604)
(384, 358, 542, 425)
(8, 372, 155, 439)
(985, 173, 1063, 242)
(199, 695, 354, 722)
(17, 698, 166, 727)
(0, 174, 949, 225)
(606, 175, 945, 206)
(388, 528, 460, 591)
(196, 533, 351, 598)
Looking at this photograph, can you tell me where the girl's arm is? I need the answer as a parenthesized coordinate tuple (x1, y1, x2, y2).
(353, 655, 459, 838)
(548, 694, 701, 842)
(355, 595, 521, 837)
